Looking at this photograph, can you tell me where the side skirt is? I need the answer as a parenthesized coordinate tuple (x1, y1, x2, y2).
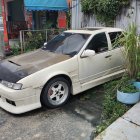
(73, 69, 125, 95)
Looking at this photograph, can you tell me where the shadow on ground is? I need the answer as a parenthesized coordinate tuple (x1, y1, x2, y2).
(0, 85, 105, 140)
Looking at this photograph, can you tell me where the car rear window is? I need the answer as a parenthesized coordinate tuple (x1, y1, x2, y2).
(86, 32, 108, 53)
(109, 32, 122, 44)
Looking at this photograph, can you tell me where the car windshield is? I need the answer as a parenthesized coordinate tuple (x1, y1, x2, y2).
(42, 32, 90, 56)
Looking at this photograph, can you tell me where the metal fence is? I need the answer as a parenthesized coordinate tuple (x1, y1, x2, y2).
(0, 29, 4, 58)
(20, 29, 65, 53)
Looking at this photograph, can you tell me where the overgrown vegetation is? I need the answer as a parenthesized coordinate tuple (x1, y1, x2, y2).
(110, 24, 140, 94)
(25, 30, 64, 51)
(116, 24, 140, 79)
(11, 45, 20, 56)
(11, 32, 46, 56)
(11, 32, 44, 56)
(11, 45, 34, 56)
(95, 79, 131, 135)
(11, 29, 64, 56)
(26, 31, 46, 50)
(81, 0, 130, 25)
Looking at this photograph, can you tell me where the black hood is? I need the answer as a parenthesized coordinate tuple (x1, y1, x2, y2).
(0, 50, 70, 83)
(0, 60, 28, 83)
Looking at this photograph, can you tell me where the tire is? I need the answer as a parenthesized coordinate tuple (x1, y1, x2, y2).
(41, 77, 71, 108)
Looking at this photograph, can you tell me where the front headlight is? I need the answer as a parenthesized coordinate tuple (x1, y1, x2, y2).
(0, 80, 23, 90)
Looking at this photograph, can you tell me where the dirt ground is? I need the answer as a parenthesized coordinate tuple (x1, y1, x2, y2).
(0, 86, 105, 140)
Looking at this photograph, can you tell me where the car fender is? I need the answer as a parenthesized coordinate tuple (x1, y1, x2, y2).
(19, 56, 79, 89)
(40, 71, 72, 88)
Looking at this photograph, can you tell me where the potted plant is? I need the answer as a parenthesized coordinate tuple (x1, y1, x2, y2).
(117, 76, 140, 104)
(116, 24, 140, 104)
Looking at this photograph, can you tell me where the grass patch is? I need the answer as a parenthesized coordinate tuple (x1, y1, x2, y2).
(95, 79, 132, 136)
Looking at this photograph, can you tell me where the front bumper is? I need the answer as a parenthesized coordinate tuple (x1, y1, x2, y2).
(0, 84, 42, 114)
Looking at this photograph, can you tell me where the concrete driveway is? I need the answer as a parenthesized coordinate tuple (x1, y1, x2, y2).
(0, 86, 104, 140)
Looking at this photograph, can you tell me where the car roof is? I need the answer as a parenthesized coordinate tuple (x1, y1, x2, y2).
(64, 27, 123, 35)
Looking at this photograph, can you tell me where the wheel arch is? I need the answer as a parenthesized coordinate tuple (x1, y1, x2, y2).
(40, 74, 73, 101)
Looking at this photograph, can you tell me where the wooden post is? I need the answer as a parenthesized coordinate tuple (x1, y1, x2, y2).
(20, 30, 23, 54)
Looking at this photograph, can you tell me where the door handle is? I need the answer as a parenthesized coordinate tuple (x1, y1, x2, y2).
(105, 55, 112, 58)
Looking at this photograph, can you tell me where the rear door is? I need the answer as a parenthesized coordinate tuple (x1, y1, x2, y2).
(106, 31, 125, 74)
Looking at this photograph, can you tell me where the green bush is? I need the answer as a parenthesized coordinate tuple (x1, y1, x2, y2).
(11, 45, 20, 56)
(81, 0, 130, 25)
(26, 31, 46, 50)
(116, 24, 140, 79)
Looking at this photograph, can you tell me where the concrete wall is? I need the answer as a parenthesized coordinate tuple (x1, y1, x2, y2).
(72, 0, 140, 32)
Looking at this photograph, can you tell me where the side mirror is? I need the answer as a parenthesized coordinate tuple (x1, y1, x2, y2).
(44, 42, 47, 46)
(81, 49, 96, 58)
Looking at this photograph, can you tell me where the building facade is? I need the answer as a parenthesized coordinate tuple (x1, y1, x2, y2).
(2, 0, 69, 40)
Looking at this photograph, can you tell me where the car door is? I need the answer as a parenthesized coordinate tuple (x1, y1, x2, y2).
(79, 32, 113, 84)
(106, 31, 125, 74)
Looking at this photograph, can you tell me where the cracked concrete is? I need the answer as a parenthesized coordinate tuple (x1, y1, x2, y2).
(95, 102, 140, 140)
(0, 87, 104, 140)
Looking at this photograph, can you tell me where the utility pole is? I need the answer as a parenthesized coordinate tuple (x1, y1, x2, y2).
(1, 0, 10, 55)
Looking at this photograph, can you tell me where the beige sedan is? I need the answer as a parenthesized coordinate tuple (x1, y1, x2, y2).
(0, 27, 124, 114)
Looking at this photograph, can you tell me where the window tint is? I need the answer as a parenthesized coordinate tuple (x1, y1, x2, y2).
(109, 32, 122, 48)
(42, 33, 90, 56)
(86, 32, 108, 53)
(63, 34, 90, 56)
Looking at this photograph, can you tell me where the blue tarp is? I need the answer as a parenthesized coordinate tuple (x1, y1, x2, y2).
(24, 0, 68, 11)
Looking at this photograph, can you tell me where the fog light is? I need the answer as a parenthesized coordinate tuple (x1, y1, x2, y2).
(6, 99, 16, 106)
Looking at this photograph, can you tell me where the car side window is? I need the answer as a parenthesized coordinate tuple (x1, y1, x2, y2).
(108, 31, 122, 49)
(86, 32, 108, 53)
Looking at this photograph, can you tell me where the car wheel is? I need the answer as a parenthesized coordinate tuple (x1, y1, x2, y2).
(41, 77, 71, 108)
